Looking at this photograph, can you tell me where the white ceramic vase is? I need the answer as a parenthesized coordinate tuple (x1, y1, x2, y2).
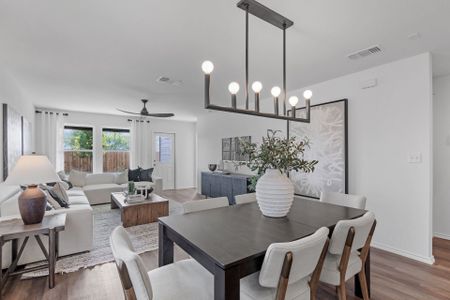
(255, 168, 294, 218)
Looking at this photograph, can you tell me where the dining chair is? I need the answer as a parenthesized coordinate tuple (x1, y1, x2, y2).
(240, 227, 330, 300)
(319, 212, 376, 300)
(235, 193, 256, 205)
(110, 226, 213, 300)
(182, 196, 229, 213)
(320, 191, 367, 209)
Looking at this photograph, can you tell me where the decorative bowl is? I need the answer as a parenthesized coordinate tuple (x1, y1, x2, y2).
(208, 164, 217, 172)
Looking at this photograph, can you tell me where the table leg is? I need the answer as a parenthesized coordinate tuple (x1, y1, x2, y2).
(214, 264, 240, 300)
(355, 248, 371, 297)
(48, 229, 56, 289)
(158, 223, 173, 267)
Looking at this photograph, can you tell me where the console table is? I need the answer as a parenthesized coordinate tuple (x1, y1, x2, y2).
(201, 172, 251, 204)
(0, 213, 67, 298)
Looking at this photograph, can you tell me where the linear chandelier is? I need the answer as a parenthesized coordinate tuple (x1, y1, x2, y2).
(201, 0, 312, 123)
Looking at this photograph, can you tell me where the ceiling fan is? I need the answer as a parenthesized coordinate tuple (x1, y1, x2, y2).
(117, 99, 174, 118)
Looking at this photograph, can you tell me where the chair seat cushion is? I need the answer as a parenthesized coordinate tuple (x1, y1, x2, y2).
(240, 272, 310, 300)
(148, 259, 213, 300)
(319, 252, 362, 285)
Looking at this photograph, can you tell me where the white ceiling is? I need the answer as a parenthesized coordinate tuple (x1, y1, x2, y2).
(1, 0, 449, 121)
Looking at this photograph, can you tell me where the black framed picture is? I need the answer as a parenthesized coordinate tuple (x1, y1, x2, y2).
(222, 136, 251, 162)
(287, 99, 348, 198)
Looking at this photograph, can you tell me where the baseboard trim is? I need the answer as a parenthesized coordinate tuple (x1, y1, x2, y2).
(372, 242, 435, 265)
(434, 232, 450, 240)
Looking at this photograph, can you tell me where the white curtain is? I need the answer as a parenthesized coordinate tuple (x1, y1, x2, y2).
(35, 112, 65, 171)
(130, 120, 152, 169)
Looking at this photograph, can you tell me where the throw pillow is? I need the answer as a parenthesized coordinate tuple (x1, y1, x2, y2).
(62, 179, 73, 189)
(49, 183, 70, 208)
(69, 170, 87, 187)
(57, 170, 68, 181)
(128, 167, 141, 182)
(46, 202, 54, 211)
(45, 191, 62, 209)
(140, 168, 154, 182)
(115, 170, 128, 184)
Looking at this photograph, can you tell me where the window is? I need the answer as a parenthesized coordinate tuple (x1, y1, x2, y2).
(64, 126, 94, 172)
(102, 128, 130, 172)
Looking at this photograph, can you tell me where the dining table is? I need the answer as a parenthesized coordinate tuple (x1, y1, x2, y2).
(158, 197, 368, 300)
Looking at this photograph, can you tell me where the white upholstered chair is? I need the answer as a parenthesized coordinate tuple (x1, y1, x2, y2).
(319, 212, 376, 300)
(320, 191, 367, 209)
(110, 226, 213, 300)
(240, 227, 330, 300)
(235, 193, 257, 205)
(182, 196, 229, 213)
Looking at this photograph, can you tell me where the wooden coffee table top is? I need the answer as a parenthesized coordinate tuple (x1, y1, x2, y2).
(111, 192, 168, 209)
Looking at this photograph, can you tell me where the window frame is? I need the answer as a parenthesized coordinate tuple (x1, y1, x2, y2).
(63, 125, 95, 173)
(101, 127, 131, 172)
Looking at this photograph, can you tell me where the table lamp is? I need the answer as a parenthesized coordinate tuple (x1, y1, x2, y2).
(5, 155, 60, 224)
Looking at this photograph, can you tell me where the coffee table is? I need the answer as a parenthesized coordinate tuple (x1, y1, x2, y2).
(111, 192, 169, 227)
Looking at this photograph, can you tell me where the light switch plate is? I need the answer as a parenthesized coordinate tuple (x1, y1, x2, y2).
(408, 152, 422, 163)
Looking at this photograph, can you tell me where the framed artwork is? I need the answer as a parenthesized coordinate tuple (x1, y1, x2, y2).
(287, 99, 348, 198)
(222, 136, 251, 162)
(3, 104, 23, 180)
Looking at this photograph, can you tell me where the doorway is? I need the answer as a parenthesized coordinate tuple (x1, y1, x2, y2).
(152, 132, 175, 190)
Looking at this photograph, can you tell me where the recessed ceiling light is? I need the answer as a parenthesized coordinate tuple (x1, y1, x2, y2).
(156, 76, 183, 86)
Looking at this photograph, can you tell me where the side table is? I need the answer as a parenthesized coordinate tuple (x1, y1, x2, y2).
(0, 213, 66, 298)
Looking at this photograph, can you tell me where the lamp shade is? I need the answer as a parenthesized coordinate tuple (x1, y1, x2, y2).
(5, 155, 60, 185)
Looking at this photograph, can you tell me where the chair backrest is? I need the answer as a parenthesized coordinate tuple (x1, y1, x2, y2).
(182, 197, 229, 214)
(235, 193, 256, 205)
(110, 226, 153, 300)
(320, 191, 366, 209)
(259, 227, 329, 288)
(329, 211, 375, 255)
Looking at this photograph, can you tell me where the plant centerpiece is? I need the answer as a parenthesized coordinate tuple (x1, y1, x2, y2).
(241, 130, 318, 217)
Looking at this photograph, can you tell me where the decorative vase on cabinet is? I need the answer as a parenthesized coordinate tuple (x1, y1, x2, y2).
(255, 168, 294, 218)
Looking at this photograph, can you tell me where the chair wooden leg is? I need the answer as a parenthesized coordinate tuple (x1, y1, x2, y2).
(358, 270, 370, 300)
(338, 282, 347, 300)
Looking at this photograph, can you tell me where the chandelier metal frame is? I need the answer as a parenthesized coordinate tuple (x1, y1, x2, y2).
(202, 0, 311, 123)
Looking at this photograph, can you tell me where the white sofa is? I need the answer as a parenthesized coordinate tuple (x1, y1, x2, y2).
(0, 184, 93, 269)
(70, 172, 163, 205)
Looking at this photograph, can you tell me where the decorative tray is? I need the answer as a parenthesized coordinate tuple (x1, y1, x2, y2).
(126, 194, 145, 204)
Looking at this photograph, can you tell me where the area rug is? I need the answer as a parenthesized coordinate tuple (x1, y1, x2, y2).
(22, 199, 183, 278)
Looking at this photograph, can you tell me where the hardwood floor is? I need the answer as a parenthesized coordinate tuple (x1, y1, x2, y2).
(2, 189, 450, 300)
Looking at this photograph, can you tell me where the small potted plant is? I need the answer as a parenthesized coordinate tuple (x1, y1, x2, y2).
(128, 181, 136, 195)
(241, 130, 318, 217)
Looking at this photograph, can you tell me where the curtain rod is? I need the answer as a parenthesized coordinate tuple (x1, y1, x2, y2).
(127, 119, 150, 123)
(35, 110, 69, 116)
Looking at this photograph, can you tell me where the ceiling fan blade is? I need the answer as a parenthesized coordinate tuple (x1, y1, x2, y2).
(116, 109, 143, 116)
(145, 113, 175, 118)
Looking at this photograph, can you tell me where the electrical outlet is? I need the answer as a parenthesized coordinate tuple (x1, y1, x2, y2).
(407, 152, 422, 163)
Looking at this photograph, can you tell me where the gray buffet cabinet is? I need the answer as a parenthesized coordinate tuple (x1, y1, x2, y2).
(201, 171, 251, 204)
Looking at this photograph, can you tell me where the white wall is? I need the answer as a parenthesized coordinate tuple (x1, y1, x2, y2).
(197, 53, 434, 263)
(0, 70, 35, 180)
(38, 110, 197, 189)
(433, 75, 450, 240)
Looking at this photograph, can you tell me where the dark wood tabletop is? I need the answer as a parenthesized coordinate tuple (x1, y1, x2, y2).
(158, 197, 367, 300)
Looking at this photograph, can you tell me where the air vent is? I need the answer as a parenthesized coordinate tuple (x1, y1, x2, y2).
(348, 45, 382, 60)
(156, 76, 183, 86)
